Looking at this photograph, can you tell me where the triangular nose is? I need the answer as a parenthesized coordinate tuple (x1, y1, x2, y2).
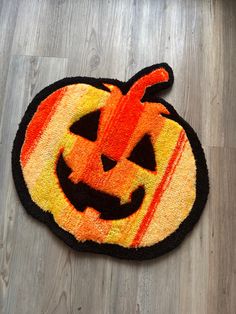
(101, 154, 117, 172)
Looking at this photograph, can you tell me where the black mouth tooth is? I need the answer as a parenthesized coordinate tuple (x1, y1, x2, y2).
(75, 203, 87, 212)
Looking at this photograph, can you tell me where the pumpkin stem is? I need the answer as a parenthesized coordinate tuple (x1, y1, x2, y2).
(129, 66, 171, 99)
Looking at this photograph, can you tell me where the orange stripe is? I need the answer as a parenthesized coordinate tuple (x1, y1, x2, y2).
(132, 130, 187, 247)
(21, 87, 66, 166)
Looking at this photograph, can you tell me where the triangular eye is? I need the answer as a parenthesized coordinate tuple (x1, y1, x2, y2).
(69, 110, 100, 141)
(128, 134, 156, 171)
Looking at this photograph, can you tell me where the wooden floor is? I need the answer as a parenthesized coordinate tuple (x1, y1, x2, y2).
(0, 0, 235, 313)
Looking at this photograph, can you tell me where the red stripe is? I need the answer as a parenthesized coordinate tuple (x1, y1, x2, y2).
(132, 130, 187, 247)
(21, 88, 66, 166)
(101, 68, 169, 161)
(101, 97, 144, 160)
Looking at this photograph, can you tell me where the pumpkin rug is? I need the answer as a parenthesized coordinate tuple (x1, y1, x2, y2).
(12, 63, 209, 260)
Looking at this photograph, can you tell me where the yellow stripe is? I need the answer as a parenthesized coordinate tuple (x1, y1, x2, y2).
(140, 140, 196, 246)
(105, 118, 183, 246)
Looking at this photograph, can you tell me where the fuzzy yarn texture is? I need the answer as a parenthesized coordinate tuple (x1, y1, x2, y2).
(12, 63, 209, 260)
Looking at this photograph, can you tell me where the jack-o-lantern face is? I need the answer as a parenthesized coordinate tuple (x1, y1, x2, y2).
(12, 64, 209, 259)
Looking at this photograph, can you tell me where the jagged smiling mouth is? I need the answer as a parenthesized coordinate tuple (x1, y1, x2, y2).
(56, 153, 145, 220)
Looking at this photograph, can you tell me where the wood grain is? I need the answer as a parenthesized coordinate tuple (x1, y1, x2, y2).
(0, 0, 235, 313)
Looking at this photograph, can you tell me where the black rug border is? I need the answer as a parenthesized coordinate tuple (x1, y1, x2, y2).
(11, 63, 209, 260)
